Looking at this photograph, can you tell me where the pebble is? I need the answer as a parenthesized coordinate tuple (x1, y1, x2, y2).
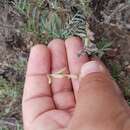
(124, 61, 129, 66)
(126, 65, 130, 73)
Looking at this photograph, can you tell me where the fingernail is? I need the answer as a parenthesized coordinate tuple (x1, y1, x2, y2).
(80, 61, 105, 79)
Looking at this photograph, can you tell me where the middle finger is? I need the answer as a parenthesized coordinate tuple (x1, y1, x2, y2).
(48, 39, 75, 111)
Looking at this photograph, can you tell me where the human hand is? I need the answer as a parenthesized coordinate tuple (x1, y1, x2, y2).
(22, 37, 130, 130)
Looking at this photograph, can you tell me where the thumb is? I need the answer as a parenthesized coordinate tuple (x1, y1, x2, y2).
(69, 61, 130, 130)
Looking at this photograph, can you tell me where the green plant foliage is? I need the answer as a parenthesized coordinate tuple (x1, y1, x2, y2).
(0, 77, 22, 99)
(63, 12, 87, 38)
(14, 0, 30, 15)
(13, 0, 112, 57)
(96, 38, 112, 58)
(13, 0, 65, 42)
(0, 76, 23, 128)
(10, 58, 26, 74)
(13, 0, 90, 42)
(79, 38, 112, 58)
(124, 83, 130, 106)
(0, 59, 25, 120)
(16, 121, 23, 130)
(39, 12, 64, 42)
(109, 63, 121, 80)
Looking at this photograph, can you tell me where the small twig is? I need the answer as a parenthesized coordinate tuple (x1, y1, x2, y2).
(47, 68, 79, 84)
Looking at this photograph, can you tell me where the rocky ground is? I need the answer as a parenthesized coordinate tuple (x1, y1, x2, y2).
(0, 0, 130, 129)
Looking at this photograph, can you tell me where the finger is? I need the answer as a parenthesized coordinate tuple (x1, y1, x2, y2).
(22, 45, 55, 129)
(90, 57, 122, 95)
(69, 61, 130, 129)
(48, 39, 75, 111)
(91, 57, 130, 111)
(65, 37, 89, 97)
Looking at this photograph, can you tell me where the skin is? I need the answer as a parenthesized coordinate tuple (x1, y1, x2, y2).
(22, 37, 130, 130)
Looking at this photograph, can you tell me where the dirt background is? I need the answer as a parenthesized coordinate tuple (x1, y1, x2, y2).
(0, 0, 130, 129)
(89, 0, 130, 102)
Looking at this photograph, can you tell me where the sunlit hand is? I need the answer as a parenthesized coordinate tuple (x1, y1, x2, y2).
(22, 37, 130, 130)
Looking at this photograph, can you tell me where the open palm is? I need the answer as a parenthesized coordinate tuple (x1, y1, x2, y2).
(22, 37, 88, 130)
